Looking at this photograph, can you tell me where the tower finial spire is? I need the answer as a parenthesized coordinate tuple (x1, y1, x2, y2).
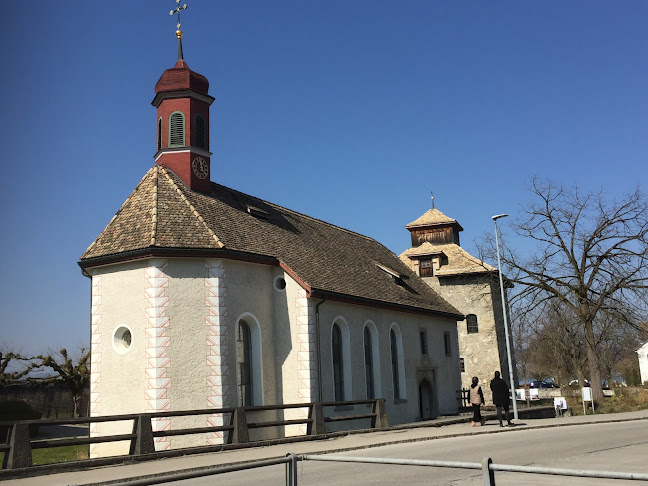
(431, 191, 435, 210)
(169, 1, 188, 61)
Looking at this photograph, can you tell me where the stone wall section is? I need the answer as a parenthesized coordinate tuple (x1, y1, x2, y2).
(426, 274, 504, 403)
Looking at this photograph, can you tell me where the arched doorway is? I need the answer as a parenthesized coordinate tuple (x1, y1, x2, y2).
(419, 379, 434, 420)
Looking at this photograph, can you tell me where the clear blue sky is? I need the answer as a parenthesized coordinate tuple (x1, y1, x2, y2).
(1, 1, 646, 355)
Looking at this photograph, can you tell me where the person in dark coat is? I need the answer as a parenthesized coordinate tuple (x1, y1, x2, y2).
(490, 371, 513, 427)
(469, 376, 485, 427)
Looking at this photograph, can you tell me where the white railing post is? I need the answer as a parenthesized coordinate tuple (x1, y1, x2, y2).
(285, 453, 298, 486)
(481, 457, 496, 485)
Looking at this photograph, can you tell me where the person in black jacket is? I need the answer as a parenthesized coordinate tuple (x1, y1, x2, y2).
(490, 371, 513, 427)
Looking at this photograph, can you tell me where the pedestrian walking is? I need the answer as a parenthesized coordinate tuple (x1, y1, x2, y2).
(490, 371, 513, 427)
(469, 376, 485, 427)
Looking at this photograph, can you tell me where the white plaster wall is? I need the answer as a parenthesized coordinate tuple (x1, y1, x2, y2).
(89, 261, 149, 457)
(166, 258, 210, 449)
(161, 258, 285, 444)
(89, 256, 460, 454)
(219, 259, 282, 441)
(315, 300, 461, 427)
(638, 342, 648, 385)
(90, 257, 306, 453)
(275, 273, 316, 436)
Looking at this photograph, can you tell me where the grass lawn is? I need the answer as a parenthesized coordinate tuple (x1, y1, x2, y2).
(1, 444, 89, 466)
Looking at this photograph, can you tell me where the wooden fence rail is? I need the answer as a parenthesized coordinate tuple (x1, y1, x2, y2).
(0, 398, 388, 470)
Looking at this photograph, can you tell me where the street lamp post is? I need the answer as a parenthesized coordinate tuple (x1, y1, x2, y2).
(492, 213, 518, 420)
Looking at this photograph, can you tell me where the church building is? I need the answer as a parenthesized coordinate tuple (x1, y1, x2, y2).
(79, 21, 465, 456)
(399, 207, 517, 402)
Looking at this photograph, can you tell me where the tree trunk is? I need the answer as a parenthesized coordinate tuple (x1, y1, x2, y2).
(73, 394, 81, 418)
(583, 320, 604, 403)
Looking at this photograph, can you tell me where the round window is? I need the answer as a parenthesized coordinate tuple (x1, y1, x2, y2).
(112, 325, 133, 355)
(273, 275, 287, 292)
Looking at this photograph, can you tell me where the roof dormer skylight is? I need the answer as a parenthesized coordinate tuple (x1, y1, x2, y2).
(247, 205, 271, 220)
(375, 262, 408, 287)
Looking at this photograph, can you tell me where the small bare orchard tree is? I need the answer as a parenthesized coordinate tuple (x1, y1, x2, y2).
(0, 348, 35, 386)
(34, 348, 90, 417)
(483, 178, 648, 403)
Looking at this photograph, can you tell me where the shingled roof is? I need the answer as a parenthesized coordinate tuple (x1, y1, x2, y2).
(405, 208, 463, 230)
(81, 166, 462, 319)
(399, 242, 496, 276)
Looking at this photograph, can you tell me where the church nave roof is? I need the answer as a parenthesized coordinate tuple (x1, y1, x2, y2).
(80, 166, 462, 319)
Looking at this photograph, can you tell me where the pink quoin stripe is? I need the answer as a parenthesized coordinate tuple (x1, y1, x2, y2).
(144, 259, 172, 450)
(205, 259, 230, 445)
(89, 275, 102, 458)
(295, 288, 317, 434)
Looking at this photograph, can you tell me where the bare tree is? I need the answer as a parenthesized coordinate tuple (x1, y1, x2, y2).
(594, 311, 641, 384)
(33, 348, 90, 417)
(485, 178, 648, 402)
(511, 306, 532, 386)
(0, 349, 35, 386)
(531, 302, 587, 385)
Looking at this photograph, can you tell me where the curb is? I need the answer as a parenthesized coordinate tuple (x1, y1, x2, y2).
(81, 413, 648, 486)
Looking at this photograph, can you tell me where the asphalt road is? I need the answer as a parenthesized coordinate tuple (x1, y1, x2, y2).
(181, 421, 648, 485)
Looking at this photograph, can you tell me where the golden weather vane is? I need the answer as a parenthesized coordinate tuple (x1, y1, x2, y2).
(169, 1, 189, 61)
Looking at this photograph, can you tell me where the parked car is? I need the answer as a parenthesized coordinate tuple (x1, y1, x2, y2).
(568, 379, 590, 386)
(529, 380, 560, 388)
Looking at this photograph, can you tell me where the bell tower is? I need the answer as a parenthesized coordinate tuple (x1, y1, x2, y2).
(152, 2, 214, 193)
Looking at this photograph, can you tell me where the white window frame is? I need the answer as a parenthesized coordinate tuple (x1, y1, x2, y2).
(235, 313, 264, 406)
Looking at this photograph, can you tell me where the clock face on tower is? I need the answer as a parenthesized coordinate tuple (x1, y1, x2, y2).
(192, 157, 208, 179)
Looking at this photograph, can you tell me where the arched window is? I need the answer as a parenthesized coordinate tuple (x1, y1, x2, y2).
(157, 118, 162, 151)
(332, 323, 344, 401)
(237, 320, 253, 406)
(466, 314, 479, 334)
(194, 114, 206, 149)
(331, 318, 351, 401)
(363, 321, 381, 400)
(364, 326, 374, 399)
(236, 315, 262, 406)
(390, 324, 406, 400)
(169, 111, 185, 147)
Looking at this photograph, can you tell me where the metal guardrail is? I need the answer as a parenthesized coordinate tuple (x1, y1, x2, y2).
(302, 454, 648, 484)
(79, 452, 648, 486)
(0, 398, 388, 470)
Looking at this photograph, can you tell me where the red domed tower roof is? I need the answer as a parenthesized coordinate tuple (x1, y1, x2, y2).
(154, 59, 209, 96)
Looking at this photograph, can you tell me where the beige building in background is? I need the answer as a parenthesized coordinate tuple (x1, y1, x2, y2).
(400, 207, 517, 402)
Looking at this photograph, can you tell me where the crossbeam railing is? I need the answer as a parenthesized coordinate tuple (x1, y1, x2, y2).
(0, 398, 388, 470)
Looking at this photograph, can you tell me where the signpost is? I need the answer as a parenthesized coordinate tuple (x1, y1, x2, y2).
(582, 387, 595, 415)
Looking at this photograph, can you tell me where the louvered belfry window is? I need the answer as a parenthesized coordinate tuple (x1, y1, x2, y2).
(157, 118, 162, 151)
(169, 111, 185, 147)
(194, 114, 206, 149)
